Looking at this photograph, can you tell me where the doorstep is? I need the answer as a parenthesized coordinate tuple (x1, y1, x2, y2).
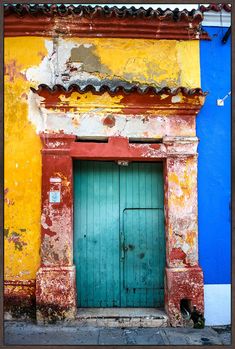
(76, 308, 169, 328)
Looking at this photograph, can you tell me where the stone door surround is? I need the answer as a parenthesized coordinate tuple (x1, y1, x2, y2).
(36, 134, 204, 326)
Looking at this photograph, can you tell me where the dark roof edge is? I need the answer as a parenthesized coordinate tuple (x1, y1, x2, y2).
(4, 4, 203, 20)
(199, 4, 231, 13)
(31, 84, 208, 96)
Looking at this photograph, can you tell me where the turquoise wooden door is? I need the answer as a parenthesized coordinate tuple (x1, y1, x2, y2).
(74, 161, 165, 307)
(74, 161, 120, 307)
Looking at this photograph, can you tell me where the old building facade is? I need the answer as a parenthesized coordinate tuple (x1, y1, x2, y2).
(4, 4, 229, 327)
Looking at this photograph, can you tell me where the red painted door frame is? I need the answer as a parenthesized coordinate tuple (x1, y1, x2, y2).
(36, 133, 204, 326)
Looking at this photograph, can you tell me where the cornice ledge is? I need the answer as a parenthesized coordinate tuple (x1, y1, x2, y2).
(32, 84, 207, 115)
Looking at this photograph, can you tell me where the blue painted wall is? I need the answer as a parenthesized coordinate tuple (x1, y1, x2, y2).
(198, 26, 231, 284)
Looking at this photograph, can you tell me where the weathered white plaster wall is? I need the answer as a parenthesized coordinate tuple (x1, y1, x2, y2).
(204, 284, 231, 325)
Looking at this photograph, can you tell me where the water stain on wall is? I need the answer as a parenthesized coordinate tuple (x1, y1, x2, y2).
(70, 44, 111, 75)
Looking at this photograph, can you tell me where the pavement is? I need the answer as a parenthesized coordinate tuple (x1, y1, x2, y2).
(4, 321, 231, 345)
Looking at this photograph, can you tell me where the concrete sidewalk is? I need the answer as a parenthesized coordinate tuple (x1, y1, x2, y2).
(4, 321, 231, 345)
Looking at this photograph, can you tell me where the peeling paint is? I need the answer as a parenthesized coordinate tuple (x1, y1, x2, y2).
(28, 89, 200, 138)
(25, 39, 54, 85)
(36, 266, 76, 323)
(166, 155, 198, 268)
(5, 31, 203, 325)
(24, 38, 200, 89)
(165, 267, 204, 326)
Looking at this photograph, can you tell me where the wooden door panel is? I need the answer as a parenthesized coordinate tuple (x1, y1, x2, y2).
(120, 162, 165, 307)
(74, 161, 120, 307)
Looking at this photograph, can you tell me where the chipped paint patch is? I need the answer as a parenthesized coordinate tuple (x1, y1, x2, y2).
(4, 229, 27, 251)
(103, 115, 116, 127)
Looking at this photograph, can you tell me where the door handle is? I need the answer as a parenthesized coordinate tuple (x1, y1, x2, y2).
(120, 232, 125, 259)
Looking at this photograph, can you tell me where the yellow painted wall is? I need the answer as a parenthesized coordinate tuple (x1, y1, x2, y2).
(4, 36, 200, 283)
(4, 37, 49, 280)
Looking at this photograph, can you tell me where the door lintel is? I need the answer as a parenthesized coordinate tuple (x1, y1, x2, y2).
(40, 134, 198, 160)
